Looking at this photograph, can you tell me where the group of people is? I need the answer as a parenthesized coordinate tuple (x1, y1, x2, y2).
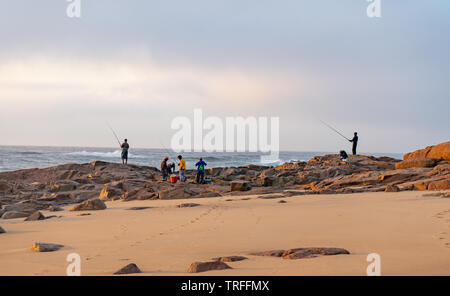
(160, 156, 207, 184)
(121, 140, 208, 184)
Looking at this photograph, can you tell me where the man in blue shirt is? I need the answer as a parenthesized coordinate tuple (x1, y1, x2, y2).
(195, 158, 207, 184)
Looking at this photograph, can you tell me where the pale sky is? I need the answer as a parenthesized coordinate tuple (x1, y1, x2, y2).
(0, 0, 449, 154)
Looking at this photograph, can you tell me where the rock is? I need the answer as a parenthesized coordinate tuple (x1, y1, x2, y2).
(25, 211, 46, 221)
(404, 141, 450, 161)
(99, 187, 121, 200)
(48, 204, 63, 212)
(282, 247, 350, 259)
(258, 194, 284, 199)
(427, 179, 450, 190)
(278, 200, 287, 203)
(0, 226, 5, 234)
(187, 261, 232, 273)
(0, 209, 5, 218)
(70, 199, 107, 211)
(212, 256, 248, 262)
(0, 181, 11, 192)
(126, 207, 152, 210)
(30, 242, 64, 252)
(395, 158, 437, 169)
(158, 188, 190, 200)
(255, 176, 274, 187)
(2, 211, 29, 219)
(249, 250, 285, 257)
(113, 263, 142, 275)
(177, 203, 200, 208)
(385, 184, 400, 192)
(230, 181, 252, 192)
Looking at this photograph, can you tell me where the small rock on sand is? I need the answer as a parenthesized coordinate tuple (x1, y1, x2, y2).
(127, 207, 152, 210)
(70, 199, 106, 211)
(25, 211, 46, 221)
(114, 263, 142, 275)
(0, 226, 5, 234)
(212, 256, 248, 262)
(249, 250, 285, 257)
(282, 247, 350, 260)
(187, 261, 232, 273)
(30, 242, 64, 252)
(2, 211, 29, 220)
(177, 203, 200, 208)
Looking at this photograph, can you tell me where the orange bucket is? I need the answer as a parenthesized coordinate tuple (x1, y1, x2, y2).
(170, 175, 178, 183)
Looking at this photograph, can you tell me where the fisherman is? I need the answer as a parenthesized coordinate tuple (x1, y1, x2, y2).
(161, 157, 169, 180)
(349, 132, 358, 155)
(178, 155, 186, 182)
(195, 157, 207, 184)
(121, 139, 129, 164)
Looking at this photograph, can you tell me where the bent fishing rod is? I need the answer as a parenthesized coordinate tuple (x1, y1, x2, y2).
(106, 122, 122, 147)
(319, 119, 351, 141)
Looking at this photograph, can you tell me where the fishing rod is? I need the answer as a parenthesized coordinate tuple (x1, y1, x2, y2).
(106, 122, 122, 147)
(319, 119, 351, 141)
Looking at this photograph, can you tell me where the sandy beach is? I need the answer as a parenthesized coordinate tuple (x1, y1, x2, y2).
(1, 190, 449, 276)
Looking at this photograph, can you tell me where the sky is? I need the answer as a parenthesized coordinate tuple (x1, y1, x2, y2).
(0, 0, 449, 154)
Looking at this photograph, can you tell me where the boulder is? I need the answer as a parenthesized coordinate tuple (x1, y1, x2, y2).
(404, 141, 450, 161)
(2, 211, 29, 219)
(385, 184, 400, 192)
(30, 242, 64, 252)
(395, 158, 437, 169)
(158, 188, 189, 200)
(0, 226, 5, 234)
(25, 211, 46, 221)
(187, 261, 232, 273)
(212, 256, 248, 262)
(0, 181, 11, 192)
(255, 176, 274, 187)
(230, 181, 252, 192)
(427, 179, 450, 190)
(70, 199, 106, 211)
(99, 187, 122, 200)
(113, 263, 142, 275)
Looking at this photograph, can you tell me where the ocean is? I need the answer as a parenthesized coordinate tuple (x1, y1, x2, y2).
(0, 146, 403, 173)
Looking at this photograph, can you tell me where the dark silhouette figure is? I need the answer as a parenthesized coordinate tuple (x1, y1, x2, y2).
(349, 132, 358, 155)
(195, 158, 207, 184)
(121, 139, 129, 164)
(161, 157, 169, 180)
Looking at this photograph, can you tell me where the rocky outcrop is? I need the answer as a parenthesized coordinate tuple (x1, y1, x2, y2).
(251, 247, 349, 260)
(404, 142, 450, 161)
(395, 158, 436, 169)
(187, 261, 232, 273)
(113, 263, 142, 275)
(230, 181, 251, 192)
(25, 211, 46, 221)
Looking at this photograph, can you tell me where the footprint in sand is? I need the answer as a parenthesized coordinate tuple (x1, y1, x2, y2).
(433, 209, 450, 248)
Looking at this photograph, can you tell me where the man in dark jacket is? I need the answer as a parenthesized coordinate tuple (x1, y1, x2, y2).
(349, 132, 358, 155)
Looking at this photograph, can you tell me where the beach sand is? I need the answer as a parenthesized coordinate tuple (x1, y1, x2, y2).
(0, 191, 449, 276)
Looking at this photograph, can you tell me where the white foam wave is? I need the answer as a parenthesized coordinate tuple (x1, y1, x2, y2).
(67, 150, 146, 158)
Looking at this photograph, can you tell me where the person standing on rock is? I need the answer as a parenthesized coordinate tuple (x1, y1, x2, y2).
(178, 155, 186, 182)
(195, 158, 207, 184)
(349, 132, 358, 155)
(121, 139, 130, 164)
(161, 157, 169, 181)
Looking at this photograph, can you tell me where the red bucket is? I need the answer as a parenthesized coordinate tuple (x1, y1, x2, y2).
(170, 175, 178, 183)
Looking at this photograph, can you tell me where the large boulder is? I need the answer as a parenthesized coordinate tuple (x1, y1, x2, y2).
(187, 261, 232, 273)
(158, 188, 190, 200)
(395, 158, 437, 169)
(99, 187, 122, 201)
(25, 211, 46, 221)
(70, 199, 106, 211)
(427, 179, 450, 190)
(404, 141, 450, 161)
(230, 181, 251, 192)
